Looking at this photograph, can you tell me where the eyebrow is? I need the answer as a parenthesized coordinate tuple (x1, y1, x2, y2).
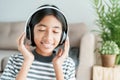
(37, 24, 61, 29)
(37, 24, 47, 27)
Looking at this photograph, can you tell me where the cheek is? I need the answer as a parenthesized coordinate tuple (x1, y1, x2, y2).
(55, 33, 62, 44)
(34, 33, 42, 44)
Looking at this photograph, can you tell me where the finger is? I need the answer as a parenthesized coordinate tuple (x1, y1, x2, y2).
(24, 39, 31, 46)
(20, 33, 26, 45)
(62, 36, 70, 58)
(65, 36, 70, 53)
(25, 42, 31, 51)
(56, 49, 63, 57)
(17, 32, 25, 46)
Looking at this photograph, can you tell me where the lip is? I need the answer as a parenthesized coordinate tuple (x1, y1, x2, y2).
(41, 42, 54, 49)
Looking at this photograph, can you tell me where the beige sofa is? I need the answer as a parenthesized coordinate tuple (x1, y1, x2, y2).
(0, 21, 95, 80)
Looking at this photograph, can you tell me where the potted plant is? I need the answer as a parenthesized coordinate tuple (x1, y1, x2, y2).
(92, 0, 120, 64)
(99, 41, 120, 67)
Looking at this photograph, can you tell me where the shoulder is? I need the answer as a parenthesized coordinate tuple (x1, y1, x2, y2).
(10, 53, 23, 59)
(62, 57, 76, 79)
(8, 53, 24, 63)
(63, 57, 75, 68)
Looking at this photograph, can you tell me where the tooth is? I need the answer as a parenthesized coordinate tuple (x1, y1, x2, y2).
(43, 43, 52, 48)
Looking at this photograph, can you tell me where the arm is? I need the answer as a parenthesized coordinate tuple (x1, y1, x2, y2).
(52, 37, 69, 80)
(16, 32, 34, 80)
(53, 62, 64, 80)
(16, 59, 33, 80)
(53, 57, 76, 80)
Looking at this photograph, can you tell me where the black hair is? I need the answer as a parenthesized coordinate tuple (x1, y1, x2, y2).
(29, 4, 67, 46)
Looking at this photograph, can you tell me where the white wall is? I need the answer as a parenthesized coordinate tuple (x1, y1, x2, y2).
(0, 0, 98, 30)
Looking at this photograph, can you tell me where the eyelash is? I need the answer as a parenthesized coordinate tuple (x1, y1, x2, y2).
(53, 31, 59, 33)
(38, 30, 45, 32)
(38, 29, 59, 34)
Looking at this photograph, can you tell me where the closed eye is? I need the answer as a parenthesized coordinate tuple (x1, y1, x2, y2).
(38, 29, 45, 32)
(53, 30, 61, 33)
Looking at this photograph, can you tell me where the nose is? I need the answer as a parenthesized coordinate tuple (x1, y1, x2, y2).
(43, 30, 53, 43)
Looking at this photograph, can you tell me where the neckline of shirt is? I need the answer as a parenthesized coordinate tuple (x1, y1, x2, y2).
(32, 49, 56, 63)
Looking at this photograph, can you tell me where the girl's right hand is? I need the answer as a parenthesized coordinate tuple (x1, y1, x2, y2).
(17, 32, 34, 61)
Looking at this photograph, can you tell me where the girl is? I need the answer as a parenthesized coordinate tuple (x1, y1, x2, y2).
(0, 5, 76, 80)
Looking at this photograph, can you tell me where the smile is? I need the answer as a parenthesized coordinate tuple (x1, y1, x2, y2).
(41, 42, 54, 49)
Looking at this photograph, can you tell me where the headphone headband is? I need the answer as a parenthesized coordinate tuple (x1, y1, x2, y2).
(36, 6, 65, 15)
(24, 5, 66, 32)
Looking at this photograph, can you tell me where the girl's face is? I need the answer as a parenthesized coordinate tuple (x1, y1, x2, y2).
(34, 15, 62, 56)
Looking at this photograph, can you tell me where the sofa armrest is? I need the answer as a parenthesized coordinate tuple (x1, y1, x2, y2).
(76, 32, 95, 80)
(1, 57, 9, 72)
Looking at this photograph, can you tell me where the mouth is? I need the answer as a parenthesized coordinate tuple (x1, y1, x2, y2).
(41, 42, 54, 49)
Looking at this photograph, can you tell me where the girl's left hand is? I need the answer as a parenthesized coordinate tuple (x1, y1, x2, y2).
(52, 37, 69, 66)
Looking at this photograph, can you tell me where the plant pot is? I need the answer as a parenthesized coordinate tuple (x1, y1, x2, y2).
(101, 54, 116, 67)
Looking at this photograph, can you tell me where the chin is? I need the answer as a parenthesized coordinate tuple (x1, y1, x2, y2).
(41, 48, 54, 54)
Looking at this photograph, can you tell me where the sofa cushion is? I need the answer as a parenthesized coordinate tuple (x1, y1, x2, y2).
(0, 21, 25, 50)
(68, 23, 88, 47)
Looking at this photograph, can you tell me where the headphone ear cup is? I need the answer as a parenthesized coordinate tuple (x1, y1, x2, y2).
(60, 32, 67, 45)
(26, 25, 31, 40)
